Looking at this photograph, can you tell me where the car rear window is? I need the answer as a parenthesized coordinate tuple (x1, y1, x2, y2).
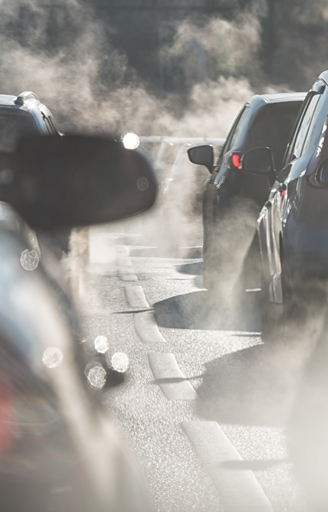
(0, 112, 36, 152)
(248, 102, 302, 170)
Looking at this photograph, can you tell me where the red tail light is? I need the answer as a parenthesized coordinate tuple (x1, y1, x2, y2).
(229, 152, 243, 171)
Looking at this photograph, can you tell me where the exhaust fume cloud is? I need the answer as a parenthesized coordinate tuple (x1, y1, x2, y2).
(0, 0, 263, 137)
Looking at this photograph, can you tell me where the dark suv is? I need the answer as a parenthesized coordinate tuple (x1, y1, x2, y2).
(240, 72, 328, 339)
(0, 91, 72, 253)
(188, 93, 305, 298)
(0, 91, 60, 147)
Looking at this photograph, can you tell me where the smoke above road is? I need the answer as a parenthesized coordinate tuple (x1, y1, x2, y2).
(0, 0, 266, 254)
(0, 0, 263, 137)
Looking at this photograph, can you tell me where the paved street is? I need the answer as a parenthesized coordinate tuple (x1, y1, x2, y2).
(72, 217, 312, 512)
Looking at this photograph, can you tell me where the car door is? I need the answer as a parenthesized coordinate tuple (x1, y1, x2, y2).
(260, 82, 326, 302)
(204, 105, 249, 235)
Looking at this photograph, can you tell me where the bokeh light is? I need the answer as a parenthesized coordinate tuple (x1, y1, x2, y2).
(85, 362, 107, 389)
(122, 132, 140, 150)
(111, 352, 129, 373)
(20, 249, 39, 271)
(94, 335, 109, 354)
(42, 347, 63, 369)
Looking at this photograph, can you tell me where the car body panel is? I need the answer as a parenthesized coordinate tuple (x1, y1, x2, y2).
(258, 72, 328, 304)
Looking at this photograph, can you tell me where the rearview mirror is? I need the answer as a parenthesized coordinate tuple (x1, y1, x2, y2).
(187, 145, 214, 173)
(241, 147, 276, 184)
(8, 135, 157, 230)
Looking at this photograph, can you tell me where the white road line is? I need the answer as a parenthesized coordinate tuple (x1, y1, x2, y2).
(134, 312, 166, 344)
(148, 353, 198, 400)
(182, 421, 274, 512)
(124, 285, 150, 309)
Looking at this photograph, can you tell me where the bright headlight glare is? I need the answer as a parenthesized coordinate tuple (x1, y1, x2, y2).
(122, 132, 140, 150)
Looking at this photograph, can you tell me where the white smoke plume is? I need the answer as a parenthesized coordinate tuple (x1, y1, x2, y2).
(0, 1, 264, 137)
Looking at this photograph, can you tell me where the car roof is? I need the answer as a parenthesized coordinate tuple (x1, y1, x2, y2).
(318, 70, 328, 85)
(0, 92, 46, 116)
(260, 92, 306, 103)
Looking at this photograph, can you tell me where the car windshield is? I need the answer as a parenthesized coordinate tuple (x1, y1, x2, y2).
(0, 112, 36, 152)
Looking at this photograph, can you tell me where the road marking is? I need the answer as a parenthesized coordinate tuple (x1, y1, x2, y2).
(124, 285, 150, 309)
(134, 312, 166, 344)
(120, 272, 138, 282)
(182, 421, 274, 512)
(148, 353, 198, 400)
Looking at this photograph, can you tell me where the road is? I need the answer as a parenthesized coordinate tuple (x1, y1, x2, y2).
(72, 215, 312, 512)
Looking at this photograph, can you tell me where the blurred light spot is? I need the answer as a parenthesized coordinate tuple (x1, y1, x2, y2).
(122, 132, 140, 150)
(20, 249, 39, 271)
(111, 352, 129, 373)
(137, 177, 149, 192)
(42, 347, 63, 369)
(94, 335, 109, 354)
(85, 362, 106, 389)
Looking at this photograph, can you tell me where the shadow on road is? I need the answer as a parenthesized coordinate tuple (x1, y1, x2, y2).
(154, 289, 261, 331)
(176, 262, 202, 275)
(154, 288, 320, 428)
(195, 337, 312, 426)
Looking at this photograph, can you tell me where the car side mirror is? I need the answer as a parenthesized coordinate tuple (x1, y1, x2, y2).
(187, 145, 214, 173)
(6, 135, 157, 230)
(241, 147, 276, 184)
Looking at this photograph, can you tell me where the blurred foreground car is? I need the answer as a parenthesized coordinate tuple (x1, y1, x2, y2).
(0, 135, 156, 511)
(245, 72, 328, 339)
(188, 92, 305, 296)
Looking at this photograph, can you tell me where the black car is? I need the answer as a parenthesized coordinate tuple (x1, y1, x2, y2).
(187, 92, 305, 298)
(0, 91, 60, 147)
(243, 71, 328, 340)
(0, 91, 71, 254)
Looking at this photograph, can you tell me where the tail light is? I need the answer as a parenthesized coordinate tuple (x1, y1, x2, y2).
(228, 151, 243, 172)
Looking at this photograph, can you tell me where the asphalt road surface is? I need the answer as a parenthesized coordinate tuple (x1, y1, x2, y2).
(71, 214, 317, 512)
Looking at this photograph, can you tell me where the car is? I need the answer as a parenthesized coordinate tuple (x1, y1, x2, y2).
(0, 91, 60, 145)
(0, 91, 71, 254)
(187, 92, 306, 298)
(0, 134, 156, 511)
(243, 72, 328, 340)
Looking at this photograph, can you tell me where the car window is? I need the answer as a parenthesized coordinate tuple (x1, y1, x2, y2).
(287, 93, 321, 162)
(248, 102, 303, 170)
(43, 115, 59, 135)
(0, 112, 35, 152)
(217, 105, 248, 163)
